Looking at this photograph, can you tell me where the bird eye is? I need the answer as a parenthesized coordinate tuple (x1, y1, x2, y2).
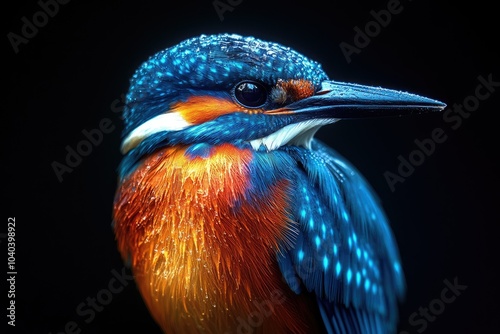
(233, 81, 268, 108)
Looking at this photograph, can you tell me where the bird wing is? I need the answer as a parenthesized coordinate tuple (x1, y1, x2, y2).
(277, 140, 405, 333)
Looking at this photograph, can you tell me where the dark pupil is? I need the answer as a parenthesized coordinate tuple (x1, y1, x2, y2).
(236, 82, 266, 107)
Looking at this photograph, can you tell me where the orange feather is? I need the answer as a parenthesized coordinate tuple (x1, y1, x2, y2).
(171, 96, 249, 125)
(113, 144, 321, 333)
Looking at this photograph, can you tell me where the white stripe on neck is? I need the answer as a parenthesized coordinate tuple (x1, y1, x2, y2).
(120, 112, 191, 154)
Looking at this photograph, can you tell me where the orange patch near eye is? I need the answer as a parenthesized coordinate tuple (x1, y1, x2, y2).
(276, 79, 315, 103)
(171, 95, 247, 124)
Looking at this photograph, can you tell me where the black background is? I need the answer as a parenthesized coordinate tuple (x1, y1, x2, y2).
(4, 0, 499, 333)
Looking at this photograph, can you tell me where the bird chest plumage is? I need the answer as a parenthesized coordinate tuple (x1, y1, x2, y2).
(114, 144, 324, 333)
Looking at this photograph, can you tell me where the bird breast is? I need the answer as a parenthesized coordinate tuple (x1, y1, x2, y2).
(113, 144, 317, 333)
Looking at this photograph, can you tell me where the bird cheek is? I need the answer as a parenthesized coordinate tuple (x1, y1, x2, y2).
(171, 96, 247, 124)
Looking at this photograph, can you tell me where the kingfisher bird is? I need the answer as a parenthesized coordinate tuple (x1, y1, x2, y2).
(113, 34, 445, 334)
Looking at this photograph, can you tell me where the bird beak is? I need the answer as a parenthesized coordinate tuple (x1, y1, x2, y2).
(271, 80, 446, 118)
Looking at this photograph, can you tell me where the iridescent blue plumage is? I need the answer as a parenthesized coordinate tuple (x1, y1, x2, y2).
(116, 33, 445, 333)
(277, 141, 405, 333)
(235, 140, 406, 333)
(123, 34, 327, 138)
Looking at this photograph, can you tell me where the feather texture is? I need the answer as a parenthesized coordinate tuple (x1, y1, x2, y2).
(114, 144, 324, 333)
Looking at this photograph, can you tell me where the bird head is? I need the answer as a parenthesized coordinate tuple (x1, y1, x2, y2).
(120, 34, 445, 172)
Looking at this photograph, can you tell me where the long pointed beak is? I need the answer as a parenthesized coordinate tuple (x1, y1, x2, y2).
(276, 81, 446, 118)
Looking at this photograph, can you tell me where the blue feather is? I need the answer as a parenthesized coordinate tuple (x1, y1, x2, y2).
(233, 139, 405, 333)
(123, 34, 327, 138)
(272, 140, 405, 333)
